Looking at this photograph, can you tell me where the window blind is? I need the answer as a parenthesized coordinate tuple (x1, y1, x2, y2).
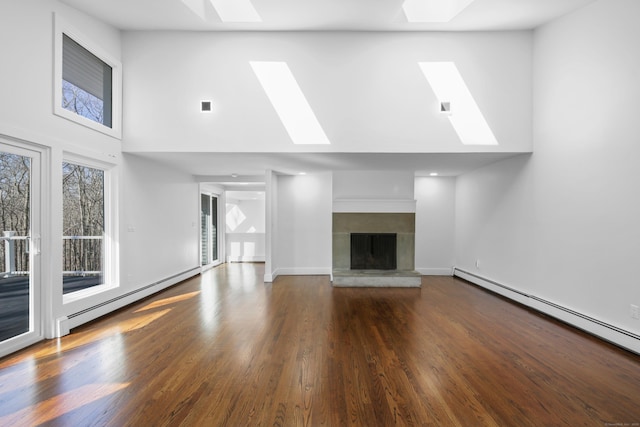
(62, 34, 111, 102)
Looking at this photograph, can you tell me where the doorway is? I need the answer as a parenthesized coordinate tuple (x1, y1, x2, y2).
(0, 140, 42, 356)
(201, 193, 219, 266)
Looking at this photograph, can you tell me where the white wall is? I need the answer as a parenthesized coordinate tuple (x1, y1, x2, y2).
(275, 172, 332, 276)
(122, 31, 532, 154)
(226, 197, 266, 233)
(455, 0, 640, 352)
(333, 170, 415, 200)
(120, 154, 200, 288)
(415, 177, 455, 275)
(226, 195, 266, 262)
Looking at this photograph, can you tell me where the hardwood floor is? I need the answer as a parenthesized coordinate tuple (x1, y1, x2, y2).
(1, 263, 639, 426)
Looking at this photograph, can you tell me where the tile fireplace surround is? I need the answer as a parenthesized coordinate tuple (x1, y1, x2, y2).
(332, 212, 421, 287)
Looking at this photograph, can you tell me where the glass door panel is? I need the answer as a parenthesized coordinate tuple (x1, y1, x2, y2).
(201, 194, 210, 266)
(0, 142, 41, 355)
(211, 196, 218, 263)
(201, 194, 219, 266)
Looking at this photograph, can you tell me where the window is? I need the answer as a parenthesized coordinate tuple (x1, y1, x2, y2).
(62, 156, 117, 300)
(62, 162, 104, 294)
(62, 35, 112, 128)
(54, 14, 122, 138)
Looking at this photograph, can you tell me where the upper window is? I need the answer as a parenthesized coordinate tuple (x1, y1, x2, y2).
(62, 35, 113, 128)
(54, 15, 122, 139)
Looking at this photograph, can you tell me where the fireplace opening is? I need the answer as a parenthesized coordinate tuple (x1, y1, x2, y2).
(350, 233, 397, 270)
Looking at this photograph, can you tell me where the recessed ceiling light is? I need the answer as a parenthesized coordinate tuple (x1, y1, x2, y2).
(299, 172, 307, 175)
(231, 173, 238, 178)
(430, 172, 439, 176)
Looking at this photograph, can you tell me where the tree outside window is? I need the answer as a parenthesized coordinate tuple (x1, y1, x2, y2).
(62, 162, 104, 294)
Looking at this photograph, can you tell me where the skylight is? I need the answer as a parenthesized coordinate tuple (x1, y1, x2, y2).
(402, 0, 475, 23)
(181, 0, 207, 21)
(419, 62, 498, 145)
(250, 61, 330, 145)
(181, 0, 261, 23)
(209, 0, 261, 23)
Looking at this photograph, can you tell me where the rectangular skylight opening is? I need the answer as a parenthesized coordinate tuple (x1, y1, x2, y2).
(250, 61, 330, 145)
(403, 0, 475, 23)
(209, 0, 261, 23)
(181, 0, 207, 21)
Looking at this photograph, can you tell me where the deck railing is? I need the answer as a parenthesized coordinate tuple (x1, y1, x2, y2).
(1, 231, 103, 277)
(1, 231, 29, 277)
(62, 235, 103, 276)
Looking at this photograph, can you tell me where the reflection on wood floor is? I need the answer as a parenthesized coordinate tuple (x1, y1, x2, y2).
(1, 263, 639, 426)
(0, 275, 102, 342)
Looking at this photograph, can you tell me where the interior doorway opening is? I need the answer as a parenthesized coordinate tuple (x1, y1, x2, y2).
(225, 190, 266, 263)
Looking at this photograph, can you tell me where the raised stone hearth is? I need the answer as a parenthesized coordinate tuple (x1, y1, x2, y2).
(332, 212, 421, 287)
(332, 269, 421, 287)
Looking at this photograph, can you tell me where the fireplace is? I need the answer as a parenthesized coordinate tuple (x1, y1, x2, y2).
(332, 212, 420, 287)
(351, 233, 396, 270)
(332, 212, 415, 271)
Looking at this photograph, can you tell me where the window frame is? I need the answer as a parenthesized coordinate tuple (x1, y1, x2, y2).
(53, 14, 122, 139)
(62, 152, 119, 304)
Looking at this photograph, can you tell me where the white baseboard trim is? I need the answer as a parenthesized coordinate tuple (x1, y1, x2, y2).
(454, 268, 640, 355)
(64, 267, 201, 335)
(275, 267, 332, 276)
(417, 267, 454, 276)
(264, 267, 331, 283)
(227, 255, 265, 263)
(55, 317, 71, 337)
(201, 260, 222, 273)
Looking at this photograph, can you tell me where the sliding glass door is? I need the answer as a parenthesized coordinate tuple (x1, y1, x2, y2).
(201, 193, 218, 266)
(0, 141, 41, 356)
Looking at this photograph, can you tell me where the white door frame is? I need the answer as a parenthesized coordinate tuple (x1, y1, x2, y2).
(0, 137, 46, 358)
(200, 188, 224, 271)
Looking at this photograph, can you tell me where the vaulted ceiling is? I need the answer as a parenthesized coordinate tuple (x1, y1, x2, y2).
(59, 0, 595, 32)
(58, 0, 594, 178)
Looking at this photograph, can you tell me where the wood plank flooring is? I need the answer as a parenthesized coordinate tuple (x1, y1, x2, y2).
(1, 263, 640, 426)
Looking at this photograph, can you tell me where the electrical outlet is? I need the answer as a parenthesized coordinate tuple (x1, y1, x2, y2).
(631, 304, 639, 320)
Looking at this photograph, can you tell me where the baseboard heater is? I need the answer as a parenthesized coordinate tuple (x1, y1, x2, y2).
(454, 267, 640, 354)
(58, 267, 200, 336)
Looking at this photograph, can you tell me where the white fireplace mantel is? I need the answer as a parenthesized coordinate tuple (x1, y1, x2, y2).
(332, 199, 416, 213)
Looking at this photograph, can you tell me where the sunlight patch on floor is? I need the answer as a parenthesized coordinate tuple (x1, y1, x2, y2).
(135, 291, 201, 312)
(0, 382, 130, 426)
